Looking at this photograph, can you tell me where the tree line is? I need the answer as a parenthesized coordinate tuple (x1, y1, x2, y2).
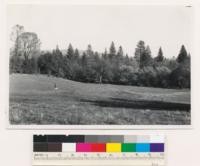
(10, 25, 190, 89)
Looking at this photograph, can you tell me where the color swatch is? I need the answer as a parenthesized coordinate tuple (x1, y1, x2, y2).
(106, 143, 121, 152)
(33, 135, 164, 153)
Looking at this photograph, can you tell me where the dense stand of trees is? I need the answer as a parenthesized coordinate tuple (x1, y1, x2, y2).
(10, 25, 191, 89)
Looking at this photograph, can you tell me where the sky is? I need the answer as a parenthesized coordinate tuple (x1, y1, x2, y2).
(7, 5, 194, 58)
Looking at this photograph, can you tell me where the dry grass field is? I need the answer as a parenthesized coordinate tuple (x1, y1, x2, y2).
(9, 74, 190, 125)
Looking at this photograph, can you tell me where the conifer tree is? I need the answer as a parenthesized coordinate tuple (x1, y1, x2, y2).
(102, 48, 108, 59)
(86, 44, 93, 57)
(139, 45, 152, 68)
(74, 48, 80, 59)
(117, 46, 123, 57)
(155, 47, 164, 62)
(177, 45, 188, 63)
(134, 40, 146, 67)
(109, 41, 116, 59)
(67, 43, 74, 60)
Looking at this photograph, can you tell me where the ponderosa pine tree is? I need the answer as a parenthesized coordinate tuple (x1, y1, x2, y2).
(134, 40, 146, 68)
(139, 45, 152, 68)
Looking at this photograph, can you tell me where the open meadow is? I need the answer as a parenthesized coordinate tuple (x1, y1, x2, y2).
(9, 74, 190, 125)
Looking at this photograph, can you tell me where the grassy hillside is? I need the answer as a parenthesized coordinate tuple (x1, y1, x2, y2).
(9, 74, 190, 125)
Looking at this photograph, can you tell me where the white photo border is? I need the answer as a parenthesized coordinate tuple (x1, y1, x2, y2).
(4, 0, 197, 130)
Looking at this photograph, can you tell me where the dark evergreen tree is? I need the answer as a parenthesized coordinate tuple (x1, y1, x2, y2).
(155, 47, 164, 62)
(10, 55, 23, 73)
(139, 45, 152, 68)
(85, 45, 97, 82)
(109, 41, 116, 59)
(177, 45, 188, 63)
(116, 46, 124, 66)
(38, 52, 53, 76)
(67, 43, 74, 60)
(63, 44, 75, 79)
(86, 44, 95, 69)
(124, 54, 130, 65)
(134, 40, 146, 67)
(74, 48, 80, 62)
(52, 45, 64, 77)
(102, 48, 108, 59)
(86, 44, 93, 57)
(117, 46, 123, 57)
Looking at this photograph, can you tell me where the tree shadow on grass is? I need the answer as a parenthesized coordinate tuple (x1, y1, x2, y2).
(80, 97, 190, 111)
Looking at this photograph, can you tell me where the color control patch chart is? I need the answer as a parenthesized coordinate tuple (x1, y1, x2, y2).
(33, 135, 165, 166)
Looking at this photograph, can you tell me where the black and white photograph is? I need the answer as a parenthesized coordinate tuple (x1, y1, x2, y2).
(8, 4, 192, 126)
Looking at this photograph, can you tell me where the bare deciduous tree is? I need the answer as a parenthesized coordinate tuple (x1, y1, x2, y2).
(18, 32, 41, 61)
(10, 24, 24, 56)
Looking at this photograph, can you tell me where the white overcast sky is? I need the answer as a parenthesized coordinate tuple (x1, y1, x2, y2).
(7, 5, 194, 58)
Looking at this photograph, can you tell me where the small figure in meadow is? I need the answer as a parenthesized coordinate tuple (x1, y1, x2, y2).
(54, 83, 58, 90)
